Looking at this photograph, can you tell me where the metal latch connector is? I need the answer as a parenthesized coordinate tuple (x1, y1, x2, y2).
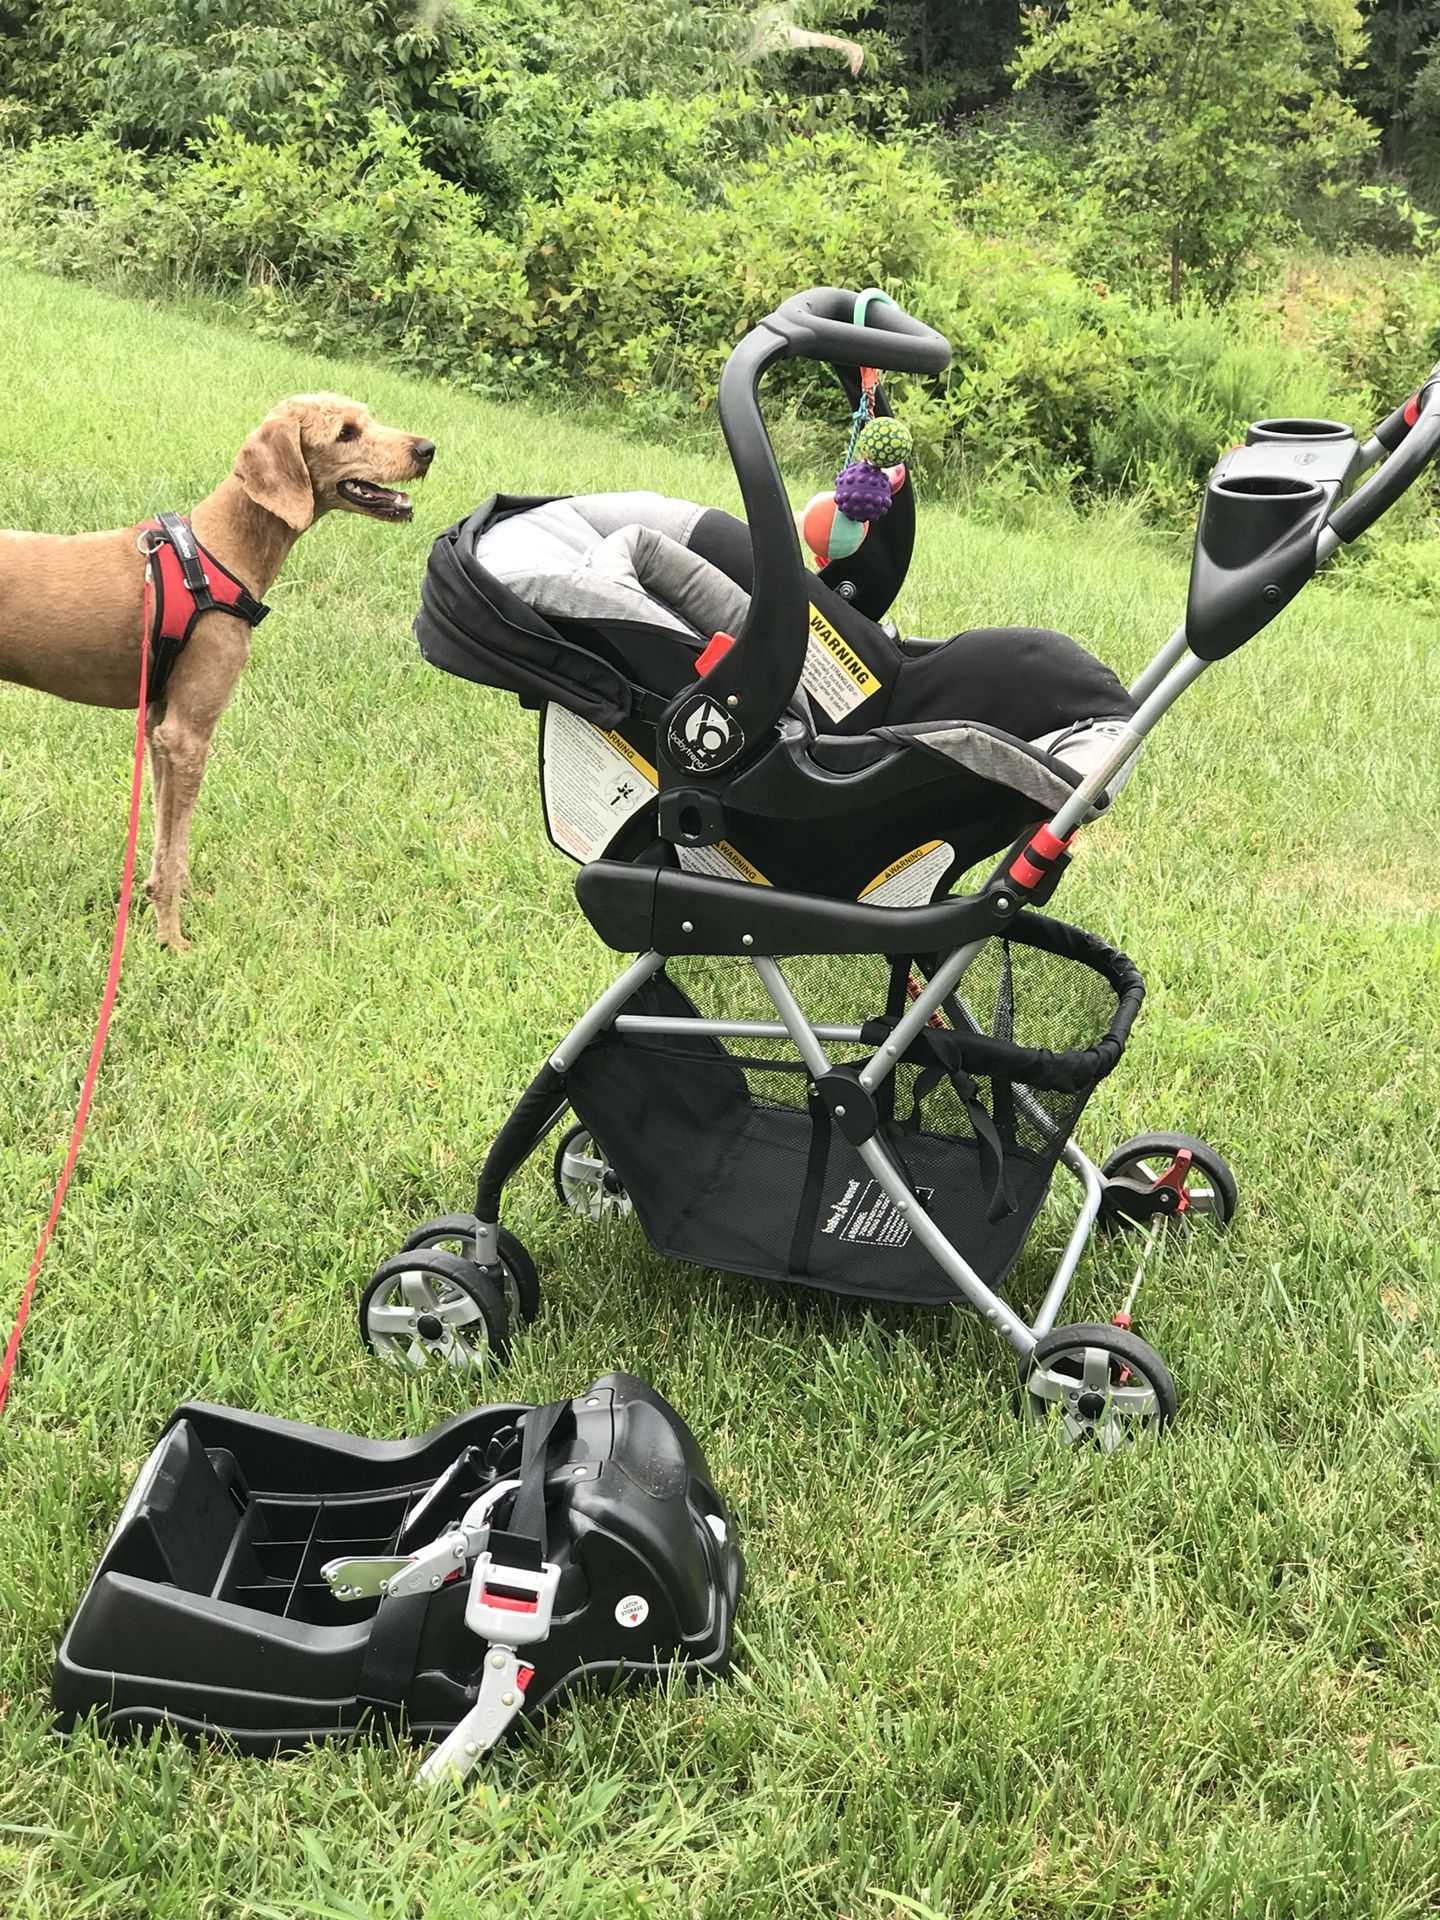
(418, 1643, 537, 1788)
(321, 1478, 522, 1602)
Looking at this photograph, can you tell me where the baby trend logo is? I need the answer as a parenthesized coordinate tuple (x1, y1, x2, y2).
(822, 1179, 860, 1235)
(665, 692, 745, 773)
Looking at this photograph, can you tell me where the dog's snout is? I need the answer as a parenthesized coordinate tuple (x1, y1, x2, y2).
(412, 438, 437, 470)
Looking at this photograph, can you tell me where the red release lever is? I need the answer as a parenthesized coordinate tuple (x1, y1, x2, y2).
(696, 631, 737, 677)
(479, 1587, 539, 1613)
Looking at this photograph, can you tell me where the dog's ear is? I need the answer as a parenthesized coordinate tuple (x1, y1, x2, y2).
(234, 409, 315, 532)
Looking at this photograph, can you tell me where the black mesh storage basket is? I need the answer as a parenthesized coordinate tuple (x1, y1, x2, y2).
(566, 916, 1145, 1304)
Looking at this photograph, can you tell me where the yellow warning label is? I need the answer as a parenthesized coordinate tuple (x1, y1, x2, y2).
(599, 728, 658, 786)
(859, 841, 954, 909)
(807, 607, 882, 699)
(676, 840, 773, 886)
(713, 841, 772, 886)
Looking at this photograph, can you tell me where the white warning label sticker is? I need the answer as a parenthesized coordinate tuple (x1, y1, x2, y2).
(541, 703, 657, 863)
(820, 1177, 936, 1249)
(802, 606, 883, 721)
(676, 840, 772, 886)
(859, 841, 955, 909)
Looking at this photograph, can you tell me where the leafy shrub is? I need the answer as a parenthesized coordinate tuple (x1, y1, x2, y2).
(1, 0, 1436, 531)
(2, 0, 503, 189)
(1, 113, 1374, 525)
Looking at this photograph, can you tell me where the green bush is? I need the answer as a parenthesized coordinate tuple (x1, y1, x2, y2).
(0, 116, 1388, 520)
(1, 0, 1435, 531)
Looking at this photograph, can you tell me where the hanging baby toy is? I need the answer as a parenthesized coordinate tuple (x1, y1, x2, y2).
(799, 288, 916, 567)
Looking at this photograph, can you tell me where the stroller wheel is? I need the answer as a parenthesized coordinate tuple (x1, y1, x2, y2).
(553, 1123, 632, 1222)
(360, 1249, 511, 1372)
(1098, 1131, 1237, 1234)
(400, 1216, 541, 1323)
(1020, 1323, 1177, 1448)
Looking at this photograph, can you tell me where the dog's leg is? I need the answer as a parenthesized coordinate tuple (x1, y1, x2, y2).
(145, 622, 249, 948)
(146, 709, 215, 949)
(144, 705, 169, 906)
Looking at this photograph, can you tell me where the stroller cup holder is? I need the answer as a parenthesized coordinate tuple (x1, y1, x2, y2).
(1186, 416, 1362, 661)
(53, 1373, 742, 1764)
(1247, 416, 1354, 444)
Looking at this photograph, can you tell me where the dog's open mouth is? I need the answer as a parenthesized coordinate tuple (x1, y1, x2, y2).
(336, 479, 414, 522)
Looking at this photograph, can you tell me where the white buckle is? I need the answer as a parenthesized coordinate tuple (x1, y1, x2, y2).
(465, 1552, 560, 1647)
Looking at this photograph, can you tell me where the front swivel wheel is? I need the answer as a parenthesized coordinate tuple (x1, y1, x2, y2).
(360, 1248, 511, 1372)
(1099, 1132, 1237, 1235)
(1020, 1322, 1177, 1448)
(400, 1215, 540, 1323)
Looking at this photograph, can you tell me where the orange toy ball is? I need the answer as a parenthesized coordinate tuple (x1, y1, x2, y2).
(799, 491, 868, 566)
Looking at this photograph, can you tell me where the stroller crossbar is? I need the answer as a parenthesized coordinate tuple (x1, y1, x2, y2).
(615, 1016, 868, 1042)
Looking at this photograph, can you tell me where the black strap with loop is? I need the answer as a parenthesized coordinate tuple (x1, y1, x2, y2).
(788, 1081, 834, 1276)
(485, 1398, 574, 1571)
(356, 1397, 573, 1722)
(905, 1029, 1019, 1225)
(787, 1064, 928, 1276)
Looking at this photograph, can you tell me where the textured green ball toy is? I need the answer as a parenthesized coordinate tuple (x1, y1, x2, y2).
(854, 416, 913, 469)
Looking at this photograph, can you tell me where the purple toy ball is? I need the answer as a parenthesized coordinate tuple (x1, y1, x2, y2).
(833, 460, 894, 523)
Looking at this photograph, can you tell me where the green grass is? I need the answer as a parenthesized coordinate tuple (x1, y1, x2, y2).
(2, 265, 1439, 1918)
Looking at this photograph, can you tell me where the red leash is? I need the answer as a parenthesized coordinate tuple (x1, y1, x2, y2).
(0, 560, 152, 1416)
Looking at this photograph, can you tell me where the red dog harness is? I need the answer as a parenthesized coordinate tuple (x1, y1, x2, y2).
(138, 512, 269, 705)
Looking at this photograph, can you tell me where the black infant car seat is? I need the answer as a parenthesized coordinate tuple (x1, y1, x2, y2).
(415, 289, 1137, 903)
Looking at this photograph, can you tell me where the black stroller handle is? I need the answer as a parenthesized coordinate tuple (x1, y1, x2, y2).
(1370, 357, 1440, 451)
(1329, 370, 1440, 543)
(656, 289, 952, 786)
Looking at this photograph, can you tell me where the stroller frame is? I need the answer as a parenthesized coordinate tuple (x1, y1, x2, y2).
(473, 939, 1110, 1359)
(366, 287, 1440, 1438)
(459, 603, 1205, 1385)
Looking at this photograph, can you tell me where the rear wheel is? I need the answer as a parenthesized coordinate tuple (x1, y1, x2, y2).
(1020, 1322, 1177, 1448)
(553, 1123, 632, 1222)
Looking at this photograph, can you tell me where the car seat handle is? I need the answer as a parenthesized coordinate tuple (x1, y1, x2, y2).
(655, 290, 951, 802)
(767, 286, 952, 376)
